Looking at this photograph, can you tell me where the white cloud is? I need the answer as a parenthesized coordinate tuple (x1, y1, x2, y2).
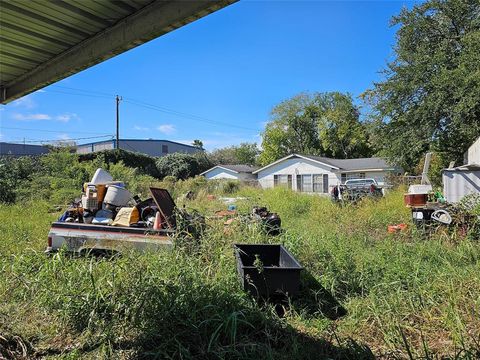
(57, 133, 71, 140)
(12, 113, 51, 121)
(11, 95, 35, 109)
(157, 124, 176, 135)
(11, 112, 77, 122)
(55, 113, 78, 122)
(134, 125, 149, 131)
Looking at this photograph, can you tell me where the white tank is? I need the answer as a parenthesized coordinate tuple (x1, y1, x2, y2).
(91, 168, 113, 184)
(103, 185, 131, 207)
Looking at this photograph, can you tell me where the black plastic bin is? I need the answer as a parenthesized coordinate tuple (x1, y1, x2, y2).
(234, 244, 303, 299)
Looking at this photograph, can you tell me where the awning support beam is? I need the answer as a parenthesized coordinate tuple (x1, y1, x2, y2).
(1, 0, 236, 104)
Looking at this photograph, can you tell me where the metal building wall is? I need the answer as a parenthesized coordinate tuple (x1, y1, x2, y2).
(443, 170, 480, 203)
(465, 137, 480, 164)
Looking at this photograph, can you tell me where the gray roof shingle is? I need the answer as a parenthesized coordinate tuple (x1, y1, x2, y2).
(301, 155, 394, 170)
(219, 164, 259, 173)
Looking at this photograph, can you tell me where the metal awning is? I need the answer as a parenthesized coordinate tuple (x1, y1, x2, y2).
(0, 0, 236, 104)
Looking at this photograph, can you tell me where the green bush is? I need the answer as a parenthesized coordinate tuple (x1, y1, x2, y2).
(221, 180, 240, 194)
(0, 156, 41, 203)
(156, 153, 202, 180)
(78, 149, 160, 178)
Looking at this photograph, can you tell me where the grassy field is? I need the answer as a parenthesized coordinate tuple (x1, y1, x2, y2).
(1, 186, 479, 359)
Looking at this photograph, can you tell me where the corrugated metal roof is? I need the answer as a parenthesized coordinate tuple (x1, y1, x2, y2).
(0, 0, 237, 103)
(0, 0, 151, 85)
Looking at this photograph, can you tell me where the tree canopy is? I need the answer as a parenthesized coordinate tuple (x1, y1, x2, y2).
(156, 153, 203, 180)
(208, 142, 259, 166)
(363, 0, 480, 170)
(259, 92, 371, 165)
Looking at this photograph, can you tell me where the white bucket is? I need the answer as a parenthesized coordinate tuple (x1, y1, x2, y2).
(91, 168, 113, 185)
(103, 185, 131, 207)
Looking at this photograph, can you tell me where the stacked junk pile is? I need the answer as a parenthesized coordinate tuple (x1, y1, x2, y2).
(54, 169, 302, 301)
(403, 152, 480, 234)
(58, 168, 176, 230)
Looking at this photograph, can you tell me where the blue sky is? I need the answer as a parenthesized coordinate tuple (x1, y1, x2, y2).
(0, 0, 416, 151)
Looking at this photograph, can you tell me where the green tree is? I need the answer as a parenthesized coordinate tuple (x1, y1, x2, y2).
(259, 93, 321, 165)
(156, 153, 201, 180)
(259, 92, 371, 165)
(192, 140, 204, 149)
(363, 0, 480, 170)
(315, 92, 371, 159)
(209, 142, 259, 165)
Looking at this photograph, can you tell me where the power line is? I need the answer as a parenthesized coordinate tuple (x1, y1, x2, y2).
(21, 134, 113, 144)
(1, 126, 112, 136)
(123, 98, 258, 132)
(45, 89, 112, 99)
(45, 85, 260, 132)
(50, 85, 114, 97)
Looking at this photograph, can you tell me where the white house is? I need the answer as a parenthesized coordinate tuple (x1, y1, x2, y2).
(200, 165, 258, 181)
(253, 154, 400, 194)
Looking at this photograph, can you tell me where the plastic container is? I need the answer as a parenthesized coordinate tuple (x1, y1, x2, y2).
(404, 193, 428, 207)
(104, 185, 131, 207)
(91, 168, 113, 184)
(82, 194, 98, 211)
(234, 244, 303, 299)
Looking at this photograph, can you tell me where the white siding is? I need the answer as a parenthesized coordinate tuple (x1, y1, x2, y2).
(204, 167, 241, 180)
(256, 158, 337, 193)
(443, 170, 480, 203)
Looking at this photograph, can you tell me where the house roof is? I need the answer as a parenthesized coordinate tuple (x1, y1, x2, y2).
(200, 164, 259, 175)
(443, 163, 480, 172)
(253, 154, 396, 174)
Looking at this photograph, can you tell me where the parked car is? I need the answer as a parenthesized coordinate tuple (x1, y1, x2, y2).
(332, 178, 383, 203)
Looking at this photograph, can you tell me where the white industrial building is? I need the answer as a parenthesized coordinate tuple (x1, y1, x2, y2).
(200, 165, 258, 181)
(253, 154, 399, 194)
(76, 139, 201, 157)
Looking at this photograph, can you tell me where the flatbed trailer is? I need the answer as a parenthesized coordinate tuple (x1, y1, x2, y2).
(46, 221, 174, 254)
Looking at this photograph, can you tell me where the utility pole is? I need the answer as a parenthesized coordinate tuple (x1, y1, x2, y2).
(115, 95, 122, 149)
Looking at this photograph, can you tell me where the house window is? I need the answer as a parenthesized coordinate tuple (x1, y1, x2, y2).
(313, 174, 329, 193)
(296, 174, 328, 193)
(274, 174, 292, 189)
(301, 174, 312, 192)
(162, 145, 168, 154)
(341, 172, 366, 183)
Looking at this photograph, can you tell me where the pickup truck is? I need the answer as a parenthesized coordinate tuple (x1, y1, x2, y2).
(332, 178, 383, 203)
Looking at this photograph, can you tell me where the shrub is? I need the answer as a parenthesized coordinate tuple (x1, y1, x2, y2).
(78, 149, 159, 178)
(0, 156, 41, 203)
(156, 153, 201, 180)
(221, 180, 240, 194)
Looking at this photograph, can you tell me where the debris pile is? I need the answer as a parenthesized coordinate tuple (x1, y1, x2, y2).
(57, 168, 176, 230)
(251, 206, 282, 236)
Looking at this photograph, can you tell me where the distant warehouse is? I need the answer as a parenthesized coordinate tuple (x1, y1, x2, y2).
(76, 139, 202, 157)
(0, 142, 50, 157)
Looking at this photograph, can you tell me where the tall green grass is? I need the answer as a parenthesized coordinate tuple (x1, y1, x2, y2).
(1, 188, 479, 359)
